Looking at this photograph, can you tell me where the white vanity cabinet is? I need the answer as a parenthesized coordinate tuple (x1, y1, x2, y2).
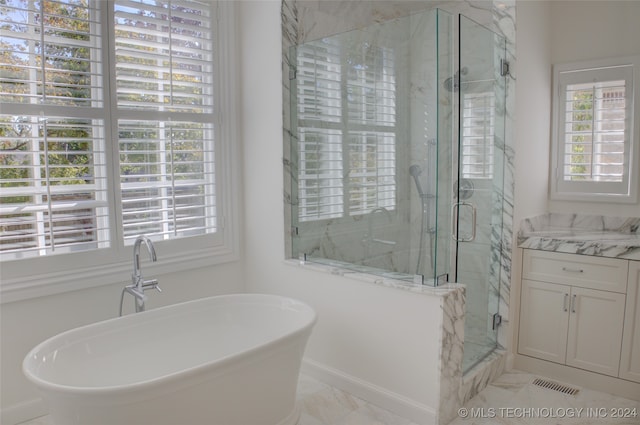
(620, 261, 640, 383)
(519, 250, 628, 378)
(519, 279, 571, 364)
(564, 286, 626, 376)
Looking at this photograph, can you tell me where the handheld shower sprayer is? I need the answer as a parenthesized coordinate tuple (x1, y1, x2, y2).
(409, 163, 434, 276)
(409, 164, 426, 197)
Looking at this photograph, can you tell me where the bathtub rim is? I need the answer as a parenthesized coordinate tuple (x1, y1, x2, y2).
(23, 293, 317, 396)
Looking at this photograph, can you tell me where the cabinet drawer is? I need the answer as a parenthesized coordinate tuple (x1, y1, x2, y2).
(522, 250, 628, 293)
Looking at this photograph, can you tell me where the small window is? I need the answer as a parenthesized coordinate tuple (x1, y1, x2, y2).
(551, 57, 639, 202)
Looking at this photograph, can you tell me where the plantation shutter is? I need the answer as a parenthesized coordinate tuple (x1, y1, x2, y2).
(114, 0, 217, 243)
(296, 39, 343, 221)
(461, 92, 495, 179)
(295, 37, 396, 222)
(555, 64, 633, 197)
(347, 131, 395, 214)
(345, 43, 396, 216)
(0, 0, 109, 258)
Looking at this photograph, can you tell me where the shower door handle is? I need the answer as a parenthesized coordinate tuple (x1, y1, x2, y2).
(452, 202, 477, 242)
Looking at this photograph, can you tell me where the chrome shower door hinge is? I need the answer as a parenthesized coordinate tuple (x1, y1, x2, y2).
(492, 313, 503, 330)
(500, 59, 510, 77)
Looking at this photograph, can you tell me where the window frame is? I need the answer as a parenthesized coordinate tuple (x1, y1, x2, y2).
(0, 1, 240, 303)
(550, 56, 640, 203)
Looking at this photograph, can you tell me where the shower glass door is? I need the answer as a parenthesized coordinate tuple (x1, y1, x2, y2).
(456, 15, 506, 373)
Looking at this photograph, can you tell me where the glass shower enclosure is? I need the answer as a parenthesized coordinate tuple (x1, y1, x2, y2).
(455, 15, 507, 372)
(290, 9, 454, 285)
(288, 8, 507, 373)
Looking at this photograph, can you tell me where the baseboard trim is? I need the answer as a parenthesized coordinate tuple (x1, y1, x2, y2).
(1, 397, 47, 425)
(301, 358, 437, 425)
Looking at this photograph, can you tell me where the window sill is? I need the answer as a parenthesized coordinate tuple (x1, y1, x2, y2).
(0, 245, 239, 304)
(550, 190, 638, 204)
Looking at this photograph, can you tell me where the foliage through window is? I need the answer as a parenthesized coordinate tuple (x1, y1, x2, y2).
(0, 0, 221, 259)
(563, 81, 625, 181)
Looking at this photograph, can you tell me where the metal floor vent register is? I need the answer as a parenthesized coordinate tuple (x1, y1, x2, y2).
(532, 378, 580, 396)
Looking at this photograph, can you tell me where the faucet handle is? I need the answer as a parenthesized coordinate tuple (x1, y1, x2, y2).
(142, 279, 161, 293)
(124, 284, 148, 301)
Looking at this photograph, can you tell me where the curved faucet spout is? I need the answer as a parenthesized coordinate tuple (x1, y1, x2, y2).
(120, 235, 160, 315)
(133, 235, 157, 285)
(135, 235, 157, 261)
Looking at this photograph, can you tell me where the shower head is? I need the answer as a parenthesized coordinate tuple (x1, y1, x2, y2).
(409, 164, 426, 197)
(443, 76, 459, 92)
(443, 67, 469, 92)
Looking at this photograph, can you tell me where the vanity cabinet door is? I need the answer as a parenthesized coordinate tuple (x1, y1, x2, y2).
(620, 261, 640, 383)
(518, 279, 570, 364)
(565, 286, 626, 377)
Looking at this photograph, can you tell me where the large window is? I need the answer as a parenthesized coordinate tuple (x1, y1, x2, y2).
(0, 0, 237, 295)
(295, 37, 397, 222)
(1, 0, 108, 256)
(551, 57, 639, 202)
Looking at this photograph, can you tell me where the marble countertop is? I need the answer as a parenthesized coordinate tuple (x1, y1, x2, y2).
(518, 214, 640, 261)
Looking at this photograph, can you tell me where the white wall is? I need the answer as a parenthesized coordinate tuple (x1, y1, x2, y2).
(550, 1, 640, 64)
(240, 2, 445, 422)
(511, 0, 552, 367)
(0, 262, 245, 424)
(548, 0, 640, 216)
(514, 1, 551, 223)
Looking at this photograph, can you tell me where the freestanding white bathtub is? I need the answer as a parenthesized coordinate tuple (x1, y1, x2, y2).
(23, 293, 317, 425)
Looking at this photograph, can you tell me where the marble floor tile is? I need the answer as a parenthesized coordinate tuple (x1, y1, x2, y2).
(449, 371, 639, 425)
(297, 373, 333, 399)
(299, 386, 365, 424)
(462, 384, 521, 411)
(16, 417, 52, 425)
(16, 374, 415, 425)
(490, 369, 534, 393)
(333, 402, 416, 425)
(17, 371, 639, 425)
